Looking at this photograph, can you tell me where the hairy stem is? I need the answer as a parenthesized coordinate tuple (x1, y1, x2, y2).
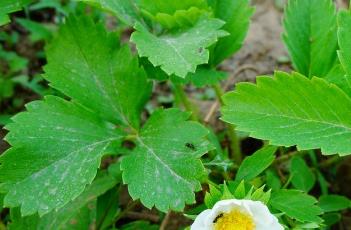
(172, 83, 199, 121)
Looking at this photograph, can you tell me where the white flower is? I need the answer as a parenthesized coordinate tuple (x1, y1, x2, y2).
(191, 199, 283, 230)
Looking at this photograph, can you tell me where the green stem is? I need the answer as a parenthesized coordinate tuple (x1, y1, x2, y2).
(213, 83, 242, 163)
(213, 83, 225, 104)
(274, 150, 308, 164)
(113, 200, 139, 224)
(125, 134, 137, 141)
(172, 83, 199, 121)
(319, 155, 341, 168)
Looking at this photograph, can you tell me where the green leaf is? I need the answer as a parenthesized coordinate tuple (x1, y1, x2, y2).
(16, 18, 53, 42)
(0, 96, 124, 216)
(77, 0, 142, 26)
(131, 17, 228, 78)
(325, 64, 351, 97)
(316, 171, 329, 196)
(265, 170, 282, 191)
(210, 0, 254, 65)
(140, 0, 207, 15)
(204, 183, 222, 208)
(338, 10, 351, 77)
(121, 109, 211, 212)
(221, 71, 351, 156)
(171, 67, 228, 87)
(0, 114, 12, 126)
(290, 156, 316, 192)
(236, 146, 277, 181)
(121, 221, 159, 230)
(270, 189, 323, 223)
(0, 46, 28, 73)
(221, 183, 235, 200)
(250, 185, 271, 204)
(9, 170, 120, 229)
(45, 16, 152, 128)
(318, 195, 351, 212)
(139, 0, 209, 29)
(0, 78, 14, 100)
(233, 180, 246, 199)
(283, 0, 338, 77)
(150, 7, 209, 30)
(187, 67, 228, 87)
(39, 170, 120, 229)
(96, 188, 119, 229)
(9, 208, 39, 230)
(0, 0, 32, 26)
(322, 213, 342, 227)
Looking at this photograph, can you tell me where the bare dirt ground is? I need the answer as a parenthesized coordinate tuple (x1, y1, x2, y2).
(224, 0, 290, 83)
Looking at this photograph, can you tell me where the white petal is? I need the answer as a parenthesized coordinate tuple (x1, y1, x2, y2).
(204, 199, 253, 226)
(191, 199, 284, 230)
(190, 209, 212, 230)
(242, 200, 284, 230)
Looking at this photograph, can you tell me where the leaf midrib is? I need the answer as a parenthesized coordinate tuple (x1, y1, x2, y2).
(65, 26, 131, 127)
(12, 137, 120, 188)
(137, 137, 193, 188)
(228, 110, 351, 132)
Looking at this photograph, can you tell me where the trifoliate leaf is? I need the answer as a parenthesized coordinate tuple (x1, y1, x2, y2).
(0, 0, 31, 26)
(283, 0, 338, 77)
(121, 109, 211, 212)
(270, 189, 323, 223)
(45, 16, 152, 128)
(77, 0, 142, 26)
(210, 0, 254, 65)
(221, 71, 351, 156)
(0, 96, 124, 216)
(338, 10, 351, 77)
(236, 146, 277, 181)
(9, 169, 120, 229)
(131, 17, 228, 78)
(318, 195, 351, 212)
(290, 156, 316, 192)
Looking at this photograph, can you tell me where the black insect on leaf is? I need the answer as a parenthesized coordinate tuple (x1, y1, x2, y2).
(185, 142, 196, 151)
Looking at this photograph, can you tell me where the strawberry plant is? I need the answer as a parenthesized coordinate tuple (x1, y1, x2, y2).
(1, 0, 351, 229)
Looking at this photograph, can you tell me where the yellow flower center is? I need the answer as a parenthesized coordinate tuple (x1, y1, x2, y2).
(213, 209, 255, 230)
